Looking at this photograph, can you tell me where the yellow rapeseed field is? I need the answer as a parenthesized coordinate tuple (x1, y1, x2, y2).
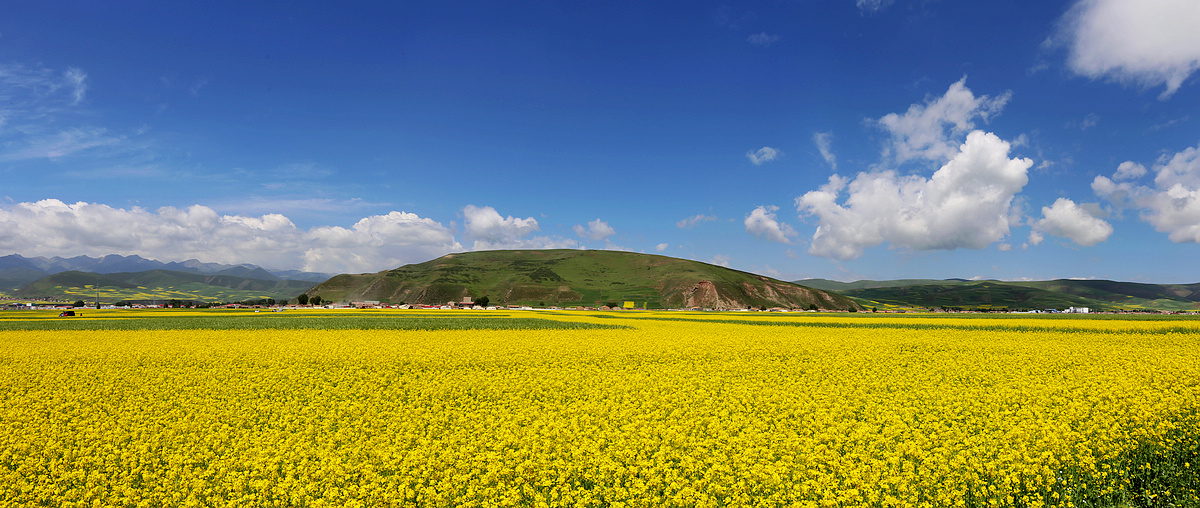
(1, 310, 1197, 507)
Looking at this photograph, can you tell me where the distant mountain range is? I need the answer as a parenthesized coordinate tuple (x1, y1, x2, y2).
(796, 278, 1200, 312)
(13, 269, 315, 303)
(0, 253, 332, 292)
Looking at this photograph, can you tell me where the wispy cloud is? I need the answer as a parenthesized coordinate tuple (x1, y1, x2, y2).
(677, 214, 718, 229)
(746, 146, 781, 165)
(813, 132, 836, 170)
(747, 32, 780, 47)
(856, 0, 895, 14)
(709, 254, 732, 268)
(1150, 115, 1190, 131)
(211, 196, 384, 217)
(189, 78, 208, 97)
(64, 68, 87, 104)
(1071, 113, 1100, 131)
(65, 164, 169, 180)
(0, 63, 89, 120)
(0, 62, 146, 165)
(0, 127, 124, 161)
(712, 7, 756, 29)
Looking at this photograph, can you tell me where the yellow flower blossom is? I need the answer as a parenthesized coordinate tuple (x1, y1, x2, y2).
(0, 310, 1197, 506)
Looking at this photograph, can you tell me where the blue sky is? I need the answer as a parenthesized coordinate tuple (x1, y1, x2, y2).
(2, 1, 1199, 282)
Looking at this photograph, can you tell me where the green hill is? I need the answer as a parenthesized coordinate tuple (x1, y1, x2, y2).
(15, 269, 314, 304)
(0, 267, 54, 292)
(307, 250, 861, 310)
(796, 278, 1200, 312)
(1009, 280, 1200, 311)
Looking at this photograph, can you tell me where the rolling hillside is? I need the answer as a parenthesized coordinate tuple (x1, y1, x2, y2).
(797, 278, 1200, 311)
(14, 269, 315, 304)
(307, 250, 861, 310)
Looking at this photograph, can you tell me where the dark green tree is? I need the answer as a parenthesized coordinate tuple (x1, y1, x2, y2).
(310, 295, 323, 306)
(475, 295, 490, 308)
(72, 300, 86, 307)
(297, 294, 309, 305)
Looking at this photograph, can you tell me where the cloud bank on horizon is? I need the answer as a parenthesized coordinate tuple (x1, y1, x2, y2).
(2, 0, 1199, 280)
(0, 200, 594, 274)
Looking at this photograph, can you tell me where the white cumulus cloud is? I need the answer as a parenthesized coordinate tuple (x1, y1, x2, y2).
(1113, 161, 1147, 180)
(655, 243, 669, 252)
(746, 146, 781, 165)
(1029, 198, 1113, 246)
(796, 131, 1033, 260)
(877, 77, 1011, 163)
(1060, 0, 1200, 98)
(1094, 142, 1200, 242)
(461, 204, 577, 251)
(303, 211, 464, 274)
(573, 218, 616, 241)
(745, 205, 797, 244)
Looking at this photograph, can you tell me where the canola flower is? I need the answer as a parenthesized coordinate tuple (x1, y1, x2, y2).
(0, 311, 1197, 507)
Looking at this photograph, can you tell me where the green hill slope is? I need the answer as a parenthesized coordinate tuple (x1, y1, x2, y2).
(0, 267, 54, 292)
(307, 250, 860, 310)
